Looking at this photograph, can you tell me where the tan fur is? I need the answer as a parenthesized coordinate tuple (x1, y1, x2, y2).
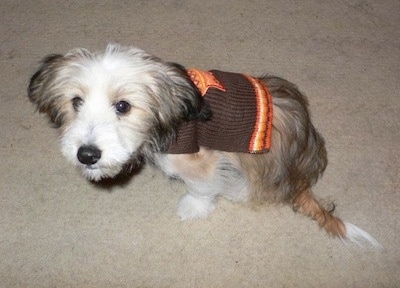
(160, 150, 219, 181)
(292, 189, 346, 238)
(27, 44, 381, 246)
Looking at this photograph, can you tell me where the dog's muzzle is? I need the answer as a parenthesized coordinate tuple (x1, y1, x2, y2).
(77, 145, 102, 165)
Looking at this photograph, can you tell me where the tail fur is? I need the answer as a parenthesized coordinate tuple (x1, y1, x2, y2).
(292, 189, 382, 248)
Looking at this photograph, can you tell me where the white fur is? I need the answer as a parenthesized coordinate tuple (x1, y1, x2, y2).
(344, 222, 383, 249)
(29, 44, 382, 248)
(59, 71, 140, 180)
(177, 193, 216, 220)
(58, 45, 168, 181)
(156, 153, 249, 220)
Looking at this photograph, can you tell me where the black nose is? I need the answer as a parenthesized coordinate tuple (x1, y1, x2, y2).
(77, 145, 102, 165)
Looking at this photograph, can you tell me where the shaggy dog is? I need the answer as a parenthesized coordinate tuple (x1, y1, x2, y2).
(28, 44, 380, 247)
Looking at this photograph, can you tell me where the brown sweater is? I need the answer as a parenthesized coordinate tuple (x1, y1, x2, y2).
(167, 69, 273, 154)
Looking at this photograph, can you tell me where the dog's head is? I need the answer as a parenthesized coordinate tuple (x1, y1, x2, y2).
(28, 44, 201, 181)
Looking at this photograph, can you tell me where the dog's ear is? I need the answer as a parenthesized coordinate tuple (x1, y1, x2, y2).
(166, 62, 211, 122)
(28, 54, 63, 104)
(28, 54, 66, 126)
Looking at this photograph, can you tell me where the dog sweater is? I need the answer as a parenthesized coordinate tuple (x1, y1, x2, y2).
(167, 69, 273, 154)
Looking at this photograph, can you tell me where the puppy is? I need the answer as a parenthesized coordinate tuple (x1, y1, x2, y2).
(28, 44, 381, 247)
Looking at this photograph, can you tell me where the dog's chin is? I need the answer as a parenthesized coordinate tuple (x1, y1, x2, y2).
(77, 156, 143, 182)
(79, 165, 121, 182)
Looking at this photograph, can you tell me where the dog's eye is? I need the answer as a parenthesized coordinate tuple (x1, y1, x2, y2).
(115, 101, 131, 115)
(72, 96, 83, 111)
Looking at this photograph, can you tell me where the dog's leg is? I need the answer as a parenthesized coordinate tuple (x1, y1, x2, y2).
(157, 150, 247, 220)
(177, 191, 216, 220)
(156, 150, 220, 220)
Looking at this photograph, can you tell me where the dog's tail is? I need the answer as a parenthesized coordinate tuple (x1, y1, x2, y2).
(292, 189, 382, 248)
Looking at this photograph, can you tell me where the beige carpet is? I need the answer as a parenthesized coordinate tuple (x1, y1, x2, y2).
(1, 1, 399, 287)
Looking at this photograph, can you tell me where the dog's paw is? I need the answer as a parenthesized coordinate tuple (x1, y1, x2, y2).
(177, 193, 215, 220)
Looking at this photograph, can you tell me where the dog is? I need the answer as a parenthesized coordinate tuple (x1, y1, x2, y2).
(28, 44, 381, 247)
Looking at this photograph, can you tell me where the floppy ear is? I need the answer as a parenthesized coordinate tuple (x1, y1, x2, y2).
(166, 62, 211, 122)
(28, 54, 63, 103)
(28, 54, 66, 126)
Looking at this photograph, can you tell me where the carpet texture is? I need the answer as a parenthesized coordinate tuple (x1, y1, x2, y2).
(1, 1, 399, 287)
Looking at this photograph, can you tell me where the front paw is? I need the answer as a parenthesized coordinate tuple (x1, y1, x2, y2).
(177, 193, 215, 220)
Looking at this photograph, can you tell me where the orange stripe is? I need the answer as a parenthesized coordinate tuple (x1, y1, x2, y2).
(187, 69, 225, 96)
(245, 76, 273, 152)
(263, 82, 273, 150)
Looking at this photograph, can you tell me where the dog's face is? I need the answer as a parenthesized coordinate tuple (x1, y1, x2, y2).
(28, 44, 199, 181)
